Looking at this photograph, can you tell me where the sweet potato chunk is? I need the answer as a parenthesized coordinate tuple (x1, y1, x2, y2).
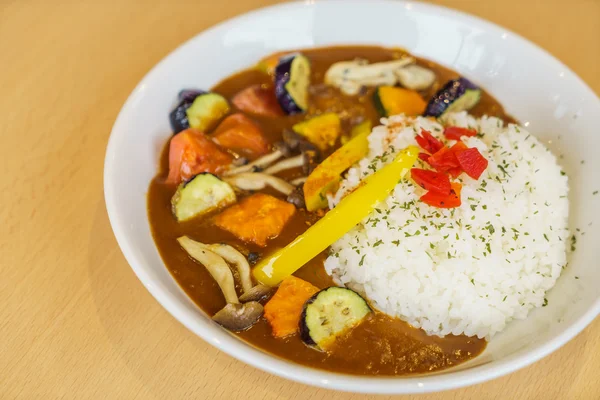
(212, 114, 270, 160)
(264, 276, 319, 338)
(214, 193, 295, 247)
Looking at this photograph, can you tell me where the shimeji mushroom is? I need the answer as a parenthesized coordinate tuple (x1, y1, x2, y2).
(239, 284, 273, 303)
(189, 242, 253, 294)
(324, 57, 414, 95)
(394, 64, 436, 91)
(223, 173, 295, 196)
(324, 56, 436, 95)
(223, 148, 285, 176)
(177, 236, 263, 331)
(263, 154, 304, 175)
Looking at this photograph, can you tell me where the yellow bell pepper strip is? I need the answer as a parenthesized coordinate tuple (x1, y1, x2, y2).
(253, 145, 419, 286)
(303, 130, 370, 211)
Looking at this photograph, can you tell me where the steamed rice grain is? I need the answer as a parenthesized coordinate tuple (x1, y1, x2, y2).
(324, 112, 569, 339)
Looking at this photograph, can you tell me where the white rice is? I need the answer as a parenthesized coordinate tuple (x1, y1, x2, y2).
(324, 112, 569, 339)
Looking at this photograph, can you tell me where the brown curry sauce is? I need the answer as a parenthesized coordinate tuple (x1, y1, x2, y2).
(148, 46, 514, 376)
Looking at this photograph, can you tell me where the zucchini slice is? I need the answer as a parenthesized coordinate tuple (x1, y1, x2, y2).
(171, 173, 236, 222)
(299, 287, 371, 349)
(274, 53, 311, 114)
(424, 77, 482, 118)
(185, 93, 230, 131)
(373, 86, 427, 117)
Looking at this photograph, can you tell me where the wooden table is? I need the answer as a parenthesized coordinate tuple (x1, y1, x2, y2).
(1, 0, 598, 398)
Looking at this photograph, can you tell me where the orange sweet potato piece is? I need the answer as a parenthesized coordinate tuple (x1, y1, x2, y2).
(212, 114, 270, 160)
(264, 276, 319, 338)
(214, 193, 295, 247)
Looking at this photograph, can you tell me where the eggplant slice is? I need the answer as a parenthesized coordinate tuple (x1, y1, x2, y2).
(275, 53, 311, 114)
(169, 89, 207, 134)
(424, 77, 482, 118)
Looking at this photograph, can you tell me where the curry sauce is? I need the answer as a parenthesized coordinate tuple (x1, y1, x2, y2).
(147, 46, 514, 376)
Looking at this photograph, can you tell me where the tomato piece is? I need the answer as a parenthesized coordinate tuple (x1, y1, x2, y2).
(448, 167, 462, 178)
(232, 84, 284, 117)
(428, 147, 458, 172)
(415, 129, 444, 154)
(444, 126, 477, 140)
(450, 141, 468, 153)
(418, 152, 431, 163)
(456, 147, 489, 180)
(166, 129, 233, 184)
(420, 182, 462, 208)
(212, 114, 270, 160)
(411, 168, 451, 195)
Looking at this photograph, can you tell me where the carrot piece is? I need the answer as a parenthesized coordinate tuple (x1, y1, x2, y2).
(212, 114, 270, 160)
(444, 126, 478, 140)
(456, 147, 489, 180)
(214, 193, 296, 247)
(411, 168, 451, 195)
(166, 129, 233, 184)
(420, 182, 462, 208)
(232, 84, 284, 117)
(264, 276, 319, 338)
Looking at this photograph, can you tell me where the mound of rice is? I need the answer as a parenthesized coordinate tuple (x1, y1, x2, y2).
(324, 112, 569, 339)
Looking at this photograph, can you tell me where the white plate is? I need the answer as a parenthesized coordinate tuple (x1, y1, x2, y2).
(104, 0, 600, 394)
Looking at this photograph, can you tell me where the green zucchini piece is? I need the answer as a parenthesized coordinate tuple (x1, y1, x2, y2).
(299, 287, 371, 349)
(185, 93, 230, 131)
(171, 173, 236, 222)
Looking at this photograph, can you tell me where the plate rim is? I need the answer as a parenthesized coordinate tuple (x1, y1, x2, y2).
(104, 0, 600, 394)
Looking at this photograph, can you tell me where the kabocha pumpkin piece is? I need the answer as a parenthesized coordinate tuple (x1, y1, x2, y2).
(292, 113, 342, 152)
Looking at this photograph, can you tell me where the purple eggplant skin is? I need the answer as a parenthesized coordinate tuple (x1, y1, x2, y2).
(424, 77, 480, 117)
(169, 89, 207, 134)
(274, 54, 309, 115)
(178, 89, 207, 102)
(299, 290, 319, 346)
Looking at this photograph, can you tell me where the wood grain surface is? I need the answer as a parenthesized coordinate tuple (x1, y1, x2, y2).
(1, 0, 598, 399)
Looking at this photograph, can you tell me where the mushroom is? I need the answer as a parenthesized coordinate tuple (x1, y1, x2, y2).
(194, 242, 253, 294)
(263, 154, 304, 175)
(325, 57, 415, 95)
(239, 284, 274, 303)
(395, 64, 436, 91)
(247, 252, 260, 265)
(224, 172, 295, 196)
(273, 141, 293, 158)
(224, 150, 285, 176)
(302, 149, 320, 175)
(286, 185, 306, 209)
(290, 176, 307, 186)
(212, 302, 264, 332)
(177, 236, 239, 304)
(177, 236, 264, 331)
(232, 157, 249, 167)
